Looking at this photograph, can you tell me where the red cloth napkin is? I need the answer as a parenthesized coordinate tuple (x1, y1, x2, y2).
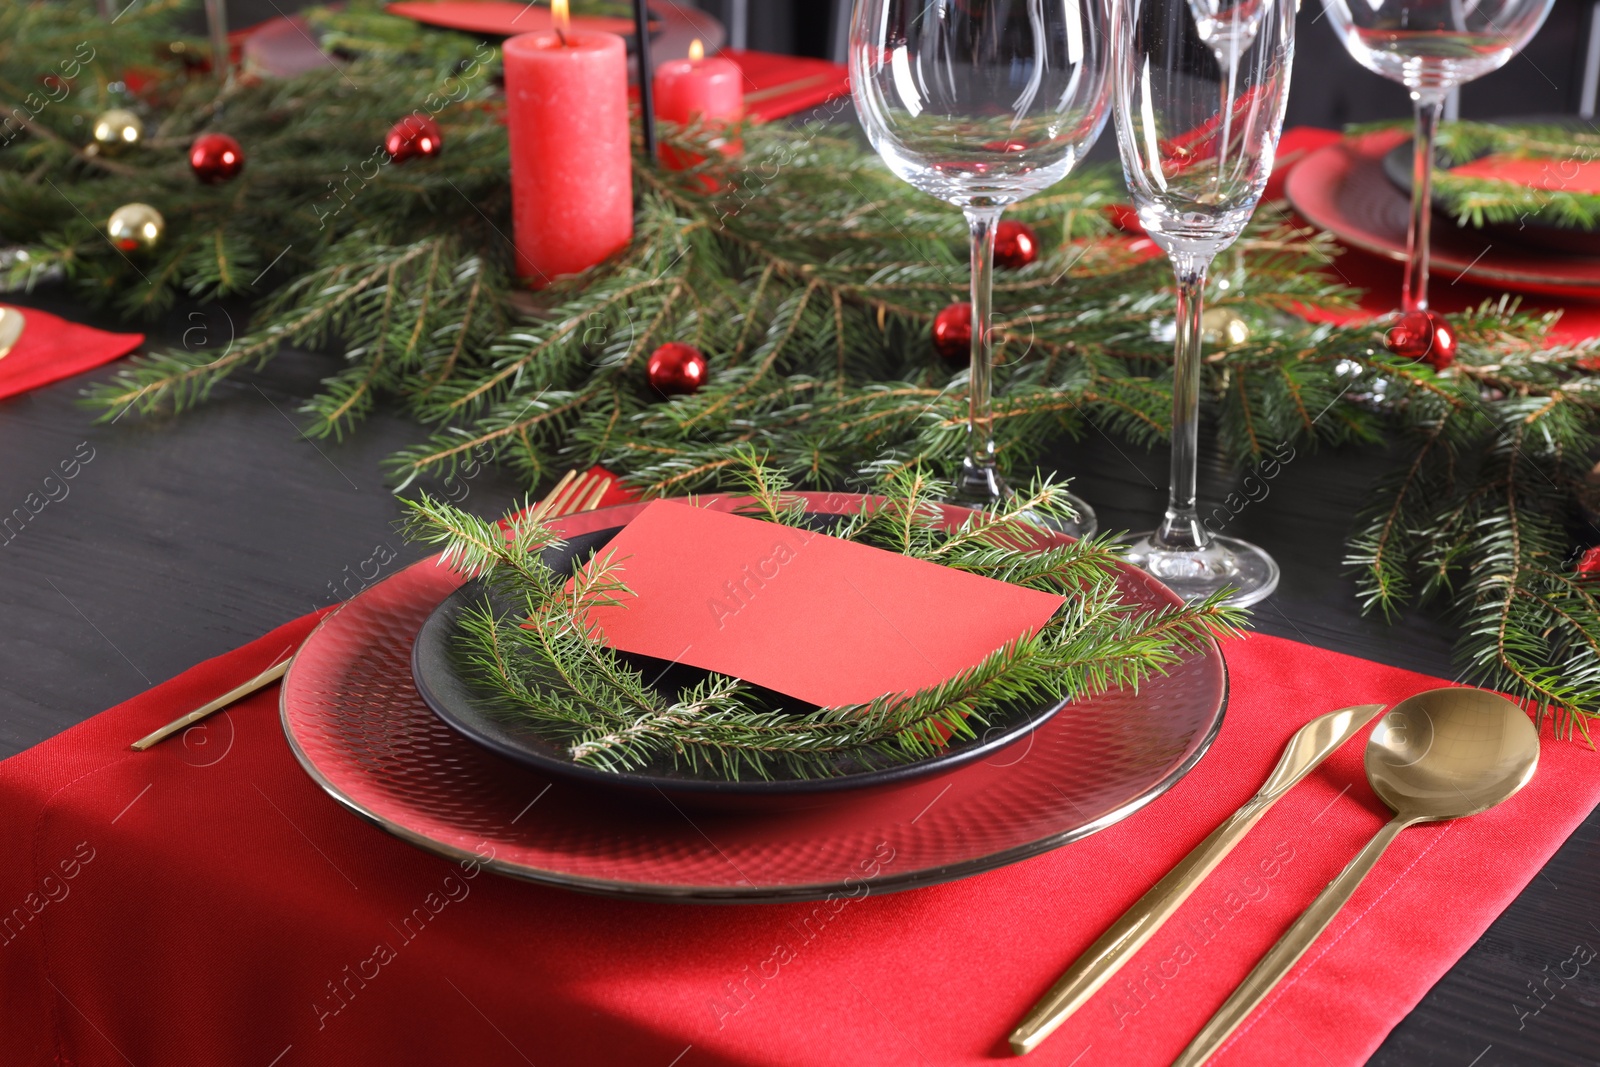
(0, 304, 142, 401)
(583, 463, 641, 509)
(2, 591, 1596, 1064)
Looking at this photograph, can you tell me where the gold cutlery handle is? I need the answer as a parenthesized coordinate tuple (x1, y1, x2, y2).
(1009, 796, 1271, 1055)
(1170, 814, 1413, 1067)
(129, 658, 291, 751)
(1010, 703, 1386, 1056)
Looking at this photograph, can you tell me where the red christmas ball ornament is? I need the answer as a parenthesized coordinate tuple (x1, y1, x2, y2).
(647, 342, 709, 396)
(1384, 308, 1457, 371)
(994, 220, 1040, 270)
(931, 302, 973, 365)
(386, 115, 443, 163)
(188, 133, 244, 184)
(1578, 545, 1600, 578)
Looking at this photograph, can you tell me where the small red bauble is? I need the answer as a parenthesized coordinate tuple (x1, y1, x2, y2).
(189, 133, 244, 184)
(994, 220, 1040, 270)
(647, 342, 709, 396)
(1384, 308, 1457, 371)
(386, 115, 443, 163)
(931, 302, 973, 365)
(1578, 545, 1600, 578)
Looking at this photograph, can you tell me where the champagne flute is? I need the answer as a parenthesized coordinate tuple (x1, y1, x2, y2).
(849, 0, 1114, 537)
(1321, 0, 1554, 320)
(1113, 0, 1294, 606)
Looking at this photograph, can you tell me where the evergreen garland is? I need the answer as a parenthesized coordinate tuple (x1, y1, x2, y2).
(5, 3, 1600, 741)
(400, 457, 1242, 779)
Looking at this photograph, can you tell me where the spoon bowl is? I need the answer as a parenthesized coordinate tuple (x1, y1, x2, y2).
(1368, 687, 1540, 824)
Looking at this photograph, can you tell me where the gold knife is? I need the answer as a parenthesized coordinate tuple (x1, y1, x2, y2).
(1008, 702, 1386, 1056)
(0, 306, 23, 361)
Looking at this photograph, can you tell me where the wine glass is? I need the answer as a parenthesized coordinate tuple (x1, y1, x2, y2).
(1321, 0, 1554, 319)
(849, 0, 1114, 537)
(1113, 0, 1294, 606)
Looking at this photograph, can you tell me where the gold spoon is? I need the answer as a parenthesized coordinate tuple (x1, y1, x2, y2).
(0, 306, 23, 361)
(1009, 703, 1386, 1055)
(1171, 687, 1540, 1067)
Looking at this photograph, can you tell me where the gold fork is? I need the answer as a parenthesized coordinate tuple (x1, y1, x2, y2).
(129, 468, 612, 751)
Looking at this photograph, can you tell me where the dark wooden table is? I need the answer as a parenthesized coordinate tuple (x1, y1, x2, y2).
(0, 288, 1595, 1065)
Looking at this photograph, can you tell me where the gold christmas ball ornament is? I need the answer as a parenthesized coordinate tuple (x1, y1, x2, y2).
(1201, 307, 1251, 348)
(107, 203, 165, 253)
(91, 108, 144, 152)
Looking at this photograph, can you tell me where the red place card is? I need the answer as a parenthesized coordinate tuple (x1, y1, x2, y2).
(1449, 153, 1600, 196)
(580, 500, 1065, 707)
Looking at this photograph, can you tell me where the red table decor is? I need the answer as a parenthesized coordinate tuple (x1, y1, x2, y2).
(503, 1, 633, 286)
(0, 304, 143, 401)
(384, 0, 637, 35)
(384, 114, 443, 163)
(993, 219, 1041, 269)
(645, 340, 709, 395)
(188, 132, 245, 183)
(931, 301, 973, 364)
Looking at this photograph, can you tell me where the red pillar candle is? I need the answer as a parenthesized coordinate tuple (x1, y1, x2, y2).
(503, 17, 633, 286)
(652, 39, 744, 169)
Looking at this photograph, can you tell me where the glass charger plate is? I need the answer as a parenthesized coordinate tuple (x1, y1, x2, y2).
(280, 493, 1228, 902)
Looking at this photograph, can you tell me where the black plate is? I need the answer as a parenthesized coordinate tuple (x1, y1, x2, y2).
(1382, 119, 1600, 257)
(410, 517, 1072, 807)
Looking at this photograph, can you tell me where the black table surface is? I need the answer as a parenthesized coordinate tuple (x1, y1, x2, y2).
(0, 288, 1596, 1066)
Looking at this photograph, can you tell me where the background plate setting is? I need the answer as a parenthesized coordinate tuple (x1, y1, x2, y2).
(1286, 128, 1600, 301)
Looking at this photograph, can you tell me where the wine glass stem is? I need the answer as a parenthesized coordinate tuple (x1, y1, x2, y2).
(1403, 91, 1447, 312)
(1156, 252, 1215, 552)
(959, 206, 1005, 503)
(204, 0, 233, 86)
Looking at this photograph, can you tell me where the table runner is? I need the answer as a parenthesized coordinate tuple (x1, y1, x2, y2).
(3, 595, 1597, 1066)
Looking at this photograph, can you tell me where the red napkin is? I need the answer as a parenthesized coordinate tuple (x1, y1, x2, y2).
(581, 463, 641, 510)
(385, 1, 637, 35)
(3, 583, 1597, 1065)
(582, 500, 1064, 706)
(723, 50, 851, 124)
(0, 304, 142, 401)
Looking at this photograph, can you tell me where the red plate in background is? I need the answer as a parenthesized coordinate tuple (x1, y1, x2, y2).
(1286, 128, 1600, 302)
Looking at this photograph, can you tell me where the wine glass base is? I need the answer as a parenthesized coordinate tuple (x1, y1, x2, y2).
(948, 475, 1099, 540)
(1121, 531, 1279, 607)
